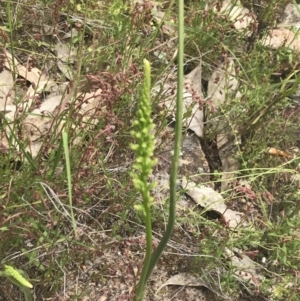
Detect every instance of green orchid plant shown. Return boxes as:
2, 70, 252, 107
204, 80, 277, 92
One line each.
0, 264, 33, 301
132, 0, 184, 292
130, 59, 157, 301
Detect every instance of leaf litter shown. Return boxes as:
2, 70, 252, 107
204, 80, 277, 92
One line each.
182, 177, 244, 228
1, 1, 300, 300
0, 46, 104, 158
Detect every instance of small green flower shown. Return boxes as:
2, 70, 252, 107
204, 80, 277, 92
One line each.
4, 265, 33, 288
131, 59, 158, 301
130, 59, 157, 200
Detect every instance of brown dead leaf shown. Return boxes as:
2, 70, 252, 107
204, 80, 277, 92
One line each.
182, 90, 204, 137
0, 68, 103, 158
157, 272, 210, 291
217, 134, 240, 191
23, 94, 65, 157
0, 68, 14, 105
0, 105, 17, 121
225, 248, 263, 289
3, 49, 56, 91
182, 177, 243, 228
207, 58, 241, 109
0, 105, 21, 151
263, 28, 300, 52
60, 28, 79, 40
54, 42, 76, 80
280, 3, 300, 26
268, 147, 293, 159
210, 0, 256, 36
207, 58, 241, 190
78, 88, 102, 120
155, 63, 204, 137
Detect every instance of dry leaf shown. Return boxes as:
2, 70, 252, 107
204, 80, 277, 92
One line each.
268, 147, 293, 159
31, 94, 63, 114
207, 59, 241, 190
54, 43, 76, 64
0, 105, 21, 151
60, 28, 79, 40
217, 134, 240, 191
78, 88, 102, 120
0, 50, 103, 158
280, 3, 300, 26
262, 28, 300, 52
54, 42, 76, 80
210, 0, 256, 35
207, 58, 240, 109
0, 105, 17, 121
182, 177, 243, 228
157, 273, 210, 292
182, 91, 204, 137
23, 94, 65, 156
184, 63, 204, 137
3, 49, 56, 92
225, 248, 263, 288
34, 80, 57, 93
0, 68, 14, 105
72, 88, 103, 144
152, 9, 176, 36
155, 63, 204, 137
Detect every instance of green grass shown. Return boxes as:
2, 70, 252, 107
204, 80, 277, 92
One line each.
1, 0, 300, 300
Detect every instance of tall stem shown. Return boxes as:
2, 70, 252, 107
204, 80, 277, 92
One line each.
145, 0, 184, 282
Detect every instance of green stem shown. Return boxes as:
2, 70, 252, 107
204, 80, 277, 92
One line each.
135, 189, 153, 301
6, 0, 16, 81
22, 287, 33, 301
62, 131, 77, 237
145, 0, 184, 282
